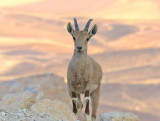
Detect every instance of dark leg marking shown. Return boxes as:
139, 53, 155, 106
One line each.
84, 90, 90, 115
72, 92, 77, 114
72, 92, 76, 98
85, 90, 89, 97
72, 100, 77, 114
85, 99, 89, 115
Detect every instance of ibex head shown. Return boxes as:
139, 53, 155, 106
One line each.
67, 18, 98, 53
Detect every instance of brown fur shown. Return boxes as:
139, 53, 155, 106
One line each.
67, 19, 102, 121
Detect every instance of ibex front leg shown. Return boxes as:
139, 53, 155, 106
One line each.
84, 90, 91, 121
72, 92, 78, 115
72, 92, 83, 118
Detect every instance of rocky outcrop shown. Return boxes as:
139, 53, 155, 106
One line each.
0, 109, 58, 121
99, 112, 139, 121
0, 73, 141, 121
0, 91, 36, 112
31, 99, 76, 121
0, 73, 70, 103
0, 92, 76, 121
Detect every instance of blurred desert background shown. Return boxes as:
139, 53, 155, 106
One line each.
0, 0, 160, 121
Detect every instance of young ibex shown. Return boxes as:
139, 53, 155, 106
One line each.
67, 18, 102, 121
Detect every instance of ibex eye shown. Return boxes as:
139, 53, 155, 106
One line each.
86, 38, 89, 41
73, 37, 76, 41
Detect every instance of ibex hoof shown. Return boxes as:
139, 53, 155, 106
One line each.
76, 108, 82, 117
85, 114, 91, 121
91, 116, 96, 121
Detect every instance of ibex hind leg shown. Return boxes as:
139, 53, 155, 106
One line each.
90, 86, 100, 121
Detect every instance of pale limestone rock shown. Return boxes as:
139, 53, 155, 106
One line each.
31, 99, 76, 121
99, 112, 139, 121
0, 73, 70, 103
0, 91, 36, 112
0, 109, 60, 121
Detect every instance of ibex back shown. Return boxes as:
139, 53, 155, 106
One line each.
67, 18, 102, 121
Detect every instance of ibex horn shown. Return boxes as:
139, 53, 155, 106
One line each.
74, 18, 79, 31
83, 19, 93, 32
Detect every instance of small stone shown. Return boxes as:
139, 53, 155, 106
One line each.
1, 111, 6, 116
23, 109, 26, 112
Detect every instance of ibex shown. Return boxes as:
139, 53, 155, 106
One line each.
67, 18, 102, 121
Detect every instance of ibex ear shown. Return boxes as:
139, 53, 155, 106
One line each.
67, 22, 74, 35
89, 24, 98, 37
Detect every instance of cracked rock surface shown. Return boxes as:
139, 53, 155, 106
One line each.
0, 109, 58, 121
0, 92, 76, 121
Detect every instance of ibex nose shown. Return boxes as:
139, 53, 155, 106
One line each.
77, 46, 82, 50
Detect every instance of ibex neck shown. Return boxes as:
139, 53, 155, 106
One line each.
73, 51, 88, 75
73, 51, 88, 62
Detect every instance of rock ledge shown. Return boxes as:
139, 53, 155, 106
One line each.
0, 92, 76, 121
